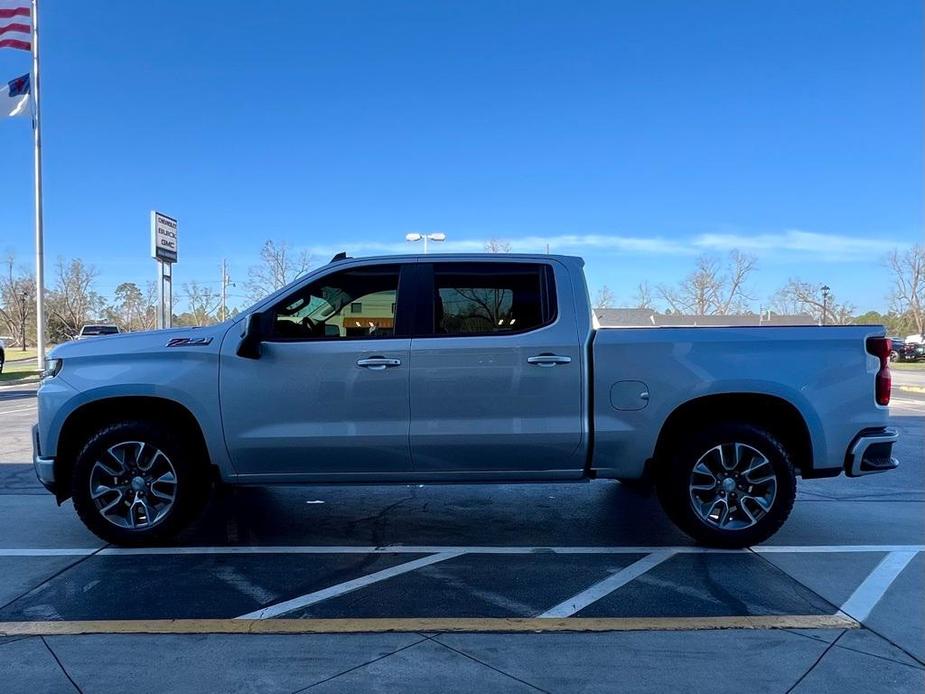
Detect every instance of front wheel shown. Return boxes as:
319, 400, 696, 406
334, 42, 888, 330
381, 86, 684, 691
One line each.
71, 420, 209, 545
656, 422, 797, 548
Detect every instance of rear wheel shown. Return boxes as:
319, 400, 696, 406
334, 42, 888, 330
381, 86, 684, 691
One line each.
656, 422, 797, 548
71, 420, 209, 545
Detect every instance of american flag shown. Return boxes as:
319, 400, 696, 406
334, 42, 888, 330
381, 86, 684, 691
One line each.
0, 0, 31, 52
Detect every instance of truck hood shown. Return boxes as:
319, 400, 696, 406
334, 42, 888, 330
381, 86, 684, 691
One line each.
50, 324, 230, 359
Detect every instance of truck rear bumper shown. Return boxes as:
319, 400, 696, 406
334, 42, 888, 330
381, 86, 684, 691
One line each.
845, 427, 899, 477
32, 424, 56, 494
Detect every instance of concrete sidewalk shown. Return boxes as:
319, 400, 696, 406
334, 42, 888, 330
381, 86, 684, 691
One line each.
3, 628, 923, 693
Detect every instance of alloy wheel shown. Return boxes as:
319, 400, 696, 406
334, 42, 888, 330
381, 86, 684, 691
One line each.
688, 442, 777, 531
88, 441, 178, 530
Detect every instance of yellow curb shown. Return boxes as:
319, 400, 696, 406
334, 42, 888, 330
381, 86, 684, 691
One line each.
0, 614, 859, 636
895, 385, 925, 394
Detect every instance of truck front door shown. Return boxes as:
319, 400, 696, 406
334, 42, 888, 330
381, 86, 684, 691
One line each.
220, 262, 414, 477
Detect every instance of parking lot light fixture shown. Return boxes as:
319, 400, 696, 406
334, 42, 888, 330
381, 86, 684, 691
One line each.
821, 285, 831, 326
405, 232, 446, 254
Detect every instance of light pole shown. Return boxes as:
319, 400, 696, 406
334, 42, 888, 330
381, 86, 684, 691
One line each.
820, 285, 831, 326
405, 232, 446, 254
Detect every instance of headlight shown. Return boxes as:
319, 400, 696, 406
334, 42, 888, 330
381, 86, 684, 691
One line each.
41, 358, 62, 380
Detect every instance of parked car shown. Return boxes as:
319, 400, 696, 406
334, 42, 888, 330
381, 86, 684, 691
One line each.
32, 254, 898, 547
902, 342, 925, 362
890, 338, 905, 362
0, 337, 5, 373
887, 338, 924, 363
75, 324, 120, 340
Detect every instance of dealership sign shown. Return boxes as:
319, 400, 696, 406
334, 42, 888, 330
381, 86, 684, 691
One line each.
151, 211, 178, 263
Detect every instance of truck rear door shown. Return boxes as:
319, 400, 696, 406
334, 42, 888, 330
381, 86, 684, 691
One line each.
408, 259, 586, 476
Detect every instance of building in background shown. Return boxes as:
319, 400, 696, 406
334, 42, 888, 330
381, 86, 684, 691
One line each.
594, 308, 815, 328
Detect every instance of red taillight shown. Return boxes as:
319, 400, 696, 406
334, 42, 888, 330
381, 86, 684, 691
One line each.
866, 337, 892, 406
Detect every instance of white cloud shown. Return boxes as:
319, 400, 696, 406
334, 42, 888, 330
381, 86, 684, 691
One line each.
298, 228, 910, 263
693, 229, 904, 261
304, 234, 692, 258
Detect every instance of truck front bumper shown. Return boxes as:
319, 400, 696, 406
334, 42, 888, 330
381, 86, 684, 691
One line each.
32, 424, 56, 494
845, 427, 899, 477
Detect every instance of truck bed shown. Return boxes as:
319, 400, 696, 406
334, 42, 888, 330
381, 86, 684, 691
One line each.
589, 325, 889, 480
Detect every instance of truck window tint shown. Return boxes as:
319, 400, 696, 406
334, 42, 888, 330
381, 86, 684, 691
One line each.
434, 264, 552, 335
82, 325, 118, 336
272, 265, 400, 340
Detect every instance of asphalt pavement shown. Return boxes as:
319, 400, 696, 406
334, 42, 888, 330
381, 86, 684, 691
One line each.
0, 379, 922, 692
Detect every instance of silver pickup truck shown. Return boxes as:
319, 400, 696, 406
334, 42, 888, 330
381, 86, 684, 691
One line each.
33, 253, 898, 547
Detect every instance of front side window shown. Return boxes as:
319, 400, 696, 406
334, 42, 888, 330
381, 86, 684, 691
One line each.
271, 265, 400, 340
433, 263, 554, 336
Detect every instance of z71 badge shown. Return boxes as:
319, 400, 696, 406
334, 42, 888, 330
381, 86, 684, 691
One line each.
165, 337, 214, 348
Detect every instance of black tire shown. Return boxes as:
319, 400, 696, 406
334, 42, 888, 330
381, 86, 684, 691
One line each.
656, 421, 797, 548
71, 419, 209, 545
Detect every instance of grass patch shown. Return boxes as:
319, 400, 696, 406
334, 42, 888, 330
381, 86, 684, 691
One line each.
0, 361, 39, 382
893, 361, 925, 371
2, 346, 43, 363
0, 347, 48, 382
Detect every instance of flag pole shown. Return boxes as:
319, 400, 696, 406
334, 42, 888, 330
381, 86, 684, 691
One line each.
30, 0, 45, 371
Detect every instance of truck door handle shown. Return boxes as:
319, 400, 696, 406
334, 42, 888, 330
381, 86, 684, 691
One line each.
356, 357, 401, 370
527, 354, 572, 367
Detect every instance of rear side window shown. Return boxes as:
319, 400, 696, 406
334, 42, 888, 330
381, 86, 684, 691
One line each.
82, 325, 118, 336
432, 263, 556, 336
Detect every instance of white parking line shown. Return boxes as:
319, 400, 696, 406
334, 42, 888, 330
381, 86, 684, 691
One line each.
0, 548, 99, 556
0, 405, 36, 416
539, 551, 675, 618
0, 544, 921, 557
837, 550, 919, 622
751, 545, 925, 554
235, 550, 466, 620
96, 545, 741, 556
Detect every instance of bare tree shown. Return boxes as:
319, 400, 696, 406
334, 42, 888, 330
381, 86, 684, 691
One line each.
0, 255, 35, 349
717, 250, 758, 314
245, 240, 312, 302
886, 245, 924, 336
106, 281, 158, 332
594, 285, 617, 309
46, 258, 103, 341
182, 281, 222, 326
771, 279, 855, 325
658, 251, 757, 316
484, 238, 512, 253
633, 281, 654, 310
140, 281, 159, 330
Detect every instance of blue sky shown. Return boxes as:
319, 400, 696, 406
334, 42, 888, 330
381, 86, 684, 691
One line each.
0, 0, 921, 312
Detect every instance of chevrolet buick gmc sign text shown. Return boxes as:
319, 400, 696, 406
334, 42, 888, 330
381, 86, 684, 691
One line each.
151, 211, 179, 263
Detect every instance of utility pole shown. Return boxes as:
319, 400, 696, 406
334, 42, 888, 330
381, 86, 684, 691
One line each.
220, 259, 231, 321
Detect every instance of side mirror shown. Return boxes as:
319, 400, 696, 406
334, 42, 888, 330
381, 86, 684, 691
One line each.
237, 312, 268, 359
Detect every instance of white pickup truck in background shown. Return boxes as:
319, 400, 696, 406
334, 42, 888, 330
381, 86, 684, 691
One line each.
32, 253, 898, 547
